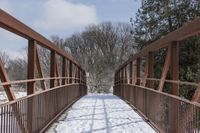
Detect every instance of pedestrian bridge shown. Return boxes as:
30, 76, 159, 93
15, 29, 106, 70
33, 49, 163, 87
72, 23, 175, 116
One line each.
0, 9, 200, 133
48, 94, 156, 133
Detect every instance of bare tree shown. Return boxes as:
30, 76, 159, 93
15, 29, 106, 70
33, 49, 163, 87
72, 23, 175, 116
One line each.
59, 22, 136, 93
0, 51, 10, 66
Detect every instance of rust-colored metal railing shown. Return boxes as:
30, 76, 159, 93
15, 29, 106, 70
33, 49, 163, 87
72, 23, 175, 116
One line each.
0, 9, 87, 133
114, 84, 200, 133
0, 83, 86, 133
114, 18, 200, 133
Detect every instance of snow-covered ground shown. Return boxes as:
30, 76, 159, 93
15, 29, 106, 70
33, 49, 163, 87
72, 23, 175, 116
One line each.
0, 91, 26, 103
47, 94, 156, 133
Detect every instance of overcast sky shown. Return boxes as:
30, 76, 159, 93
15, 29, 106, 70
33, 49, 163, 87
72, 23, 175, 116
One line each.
0, 0, 141, 59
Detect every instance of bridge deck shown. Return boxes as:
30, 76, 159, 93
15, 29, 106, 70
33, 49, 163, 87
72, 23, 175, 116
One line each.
47, 94, 156, 133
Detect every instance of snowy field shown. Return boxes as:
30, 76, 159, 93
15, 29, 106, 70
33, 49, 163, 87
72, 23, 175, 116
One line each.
0, 91, 26, 103
47, 94, 156, 133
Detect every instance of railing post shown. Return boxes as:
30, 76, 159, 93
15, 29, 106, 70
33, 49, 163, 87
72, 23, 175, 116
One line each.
143, 56, 149, 86
125, 65, 129, 100
50, 51, 56, 88
69, 61, 73, 84
170, 42, 179, 133
136, 58, 140, 85
74, 66, 77, 83
118, 71, 119, 84
125, 65, 128, 84
119, 69, 121, 84
27, 39, 36, 94
83, 71, 87, 94
66, 61, 69, 84
129, 62, 133, 84
148, 52, 154, 88
114, 73, 116, 85
62, 57, 66, 85
170, 42, 179, 95
121, 68, 124, 84
27, 39, 37, 132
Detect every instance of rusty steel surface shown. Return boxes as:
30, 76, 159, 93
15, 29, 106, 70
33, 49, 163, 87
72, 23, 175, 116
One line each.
0, 84, 87, 133
114, 18, 200, 132
114, 84, 200, 133
0, 77, 86, 86
0, 9, 87, 133
0, 59, 16, 101
117, 18, 200, 72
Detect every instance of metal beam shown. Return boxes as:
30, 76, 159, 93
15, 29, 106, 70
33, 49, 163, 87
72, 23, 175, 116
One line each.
158, 47, 171, 91
129, 62, 133, 84
136, 58, 140, 85
0, 59, 15, 101
0, 9, 82, 68
148, 52, 154, 88
62, 57, 66, 85
55, 61, 60, 86
116, 18, 200, 72
36, 47, 47, 90
50, 51, 56, 88
170, 42, 179, 95
69, 61, 73, 84
27, 39, 36, 95
142, 57, 149, 87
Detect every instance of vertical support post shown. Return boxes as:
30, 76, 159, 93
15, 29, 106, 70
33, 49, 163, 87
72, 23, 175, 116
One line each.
50, 51, 56, 88
170, 42, 179, 95
125, 66, 128, 84
73, 65, 76, 83
114, 73, 116, 85
142, 56, 149, 87
27, 39, 36, 133
120, 70, 122, 84
128, 62, 133, 104
118, 71, 119, 84
148, 52, 154, 88
83, 71, 87, 94
69, 61, 73, 84
78, 69, 81, 83
62, 57, 66, 85
55, 62, 60, 86
66, 61, 69, 84
80, 70, 82, 84
170, 42, 179, 133
133, 63, 137, 84
129, 62, 133, 84
27, 39, 36, 95
124, 68, 126, 83
115, 72, 116, 85
136, 58, 140, 85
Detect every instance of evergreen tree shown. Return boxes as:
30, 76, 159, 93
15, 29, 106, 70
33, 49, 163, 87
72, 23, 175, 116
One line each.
134, 0, 200, 99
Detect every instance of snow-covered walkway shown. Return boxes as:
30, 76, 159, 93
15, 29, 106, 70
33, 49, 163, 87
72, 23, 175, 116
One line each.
47, 94, 156, 133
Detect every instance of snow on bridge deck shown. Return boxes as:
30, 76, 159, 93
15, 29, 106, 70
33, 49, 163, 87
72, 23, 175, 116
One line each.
47, 94, 156, 133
